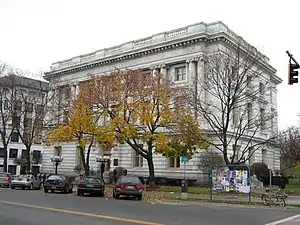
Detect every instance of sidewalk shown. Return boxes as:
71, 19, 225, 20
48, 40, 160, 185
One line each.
72, 184, 300, 205
143, 190, 300, 206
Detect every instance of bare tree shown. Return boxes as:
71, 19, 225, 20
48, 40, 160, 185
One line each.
0, 63, 21, 172
279, 126, 300, 168
198, 150, 224, 175
191, 42, 277, 167
11, 76, 50, 173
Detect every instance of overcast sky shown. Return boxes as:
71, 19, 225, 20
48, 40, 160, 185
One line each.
0, 0, 299, 130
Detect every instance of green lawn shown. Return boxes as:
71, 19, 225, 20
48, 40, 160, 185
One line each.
286, 185, 300, 195
105, 183, 300, 195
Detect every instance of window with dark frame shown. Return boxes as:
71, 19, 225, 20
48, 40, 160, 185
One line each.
133, 151, 143, 167
169, 157, 180, 168
12, 116, 21, 128
259, 82, 265, 95
21, 149, 29, 159
8, 165, 17, 175
14, 100, 22, 111
32, 150, 41, 163
54, 146, 62, 156
25, 102, 33, 113
0, 148, 4, 158
9, 148, 18, 158
175, 67, 186, 81
10, 132, 19, 142
36, 104, 44, 116
23, 118, 32, 128
260, 108, 266, 130
113, 159, 119, 166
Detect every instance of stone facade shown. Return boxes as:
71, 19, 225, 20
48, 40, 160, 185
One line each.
42, 21, 282, 181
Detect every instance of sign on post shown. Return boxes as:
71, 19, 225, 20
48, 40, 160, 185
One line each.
180, 156, 189, 163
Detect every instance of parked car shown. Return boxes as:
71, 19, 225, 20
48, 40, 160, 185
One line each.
0, 172, 13, 188
43, 174, 73, 193
76, 176, 105, 197
113, 175, 143, 200
10, 174, 41, 190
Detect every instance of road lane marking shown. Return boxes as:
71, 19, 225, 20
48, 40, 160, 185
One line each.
265, 214, 300, 225
0, 200, 164, 225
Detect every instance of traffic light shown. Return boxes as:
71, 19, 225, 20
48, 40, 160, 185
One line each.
288, 63, 299, 85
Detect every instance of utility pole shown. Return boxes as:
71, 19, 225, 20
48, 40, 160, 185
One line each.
286, 51, 300, 85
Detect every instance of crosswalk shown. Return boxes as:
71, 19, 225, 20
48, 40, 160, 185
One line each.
265, 215, 300, 225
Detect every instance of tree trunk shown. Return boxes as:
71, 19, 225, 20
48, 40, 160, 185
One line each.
2, 143, 8, 172
26, 146, 31, 173
147, 156, 155, 187
85, 140, 93, 176
79, 146, 89, 176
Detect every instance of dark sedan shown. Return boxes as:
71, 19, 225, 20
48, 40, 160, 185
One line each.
43, 175, 73, 194
76, 176, 105, 197
113, 175, 143, 200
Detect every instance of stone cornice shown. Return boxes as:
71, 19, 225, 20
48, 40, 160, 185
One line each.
44, 36, 212, 79
44, 21, 276, 80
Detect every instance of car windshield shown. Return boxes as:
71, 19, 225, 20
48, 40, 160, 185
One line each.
120, 176, 140, 184
83, 177, 102, 183
17, 175, 28, 181
48, 175, 64, 180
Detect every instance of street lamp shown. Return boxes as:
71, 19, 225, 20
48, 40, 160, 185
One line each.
51, 155, 63, 175
96, 155, 110, 179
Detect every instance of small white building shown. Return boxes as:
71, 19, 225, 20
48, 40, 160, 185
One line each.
42, 21, 281, 182
0, 75, 48, 175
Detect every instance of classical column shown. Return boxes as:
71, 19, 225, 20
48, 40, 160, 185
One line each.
196, 56, 207, 101
70, 82, 79, 99
150, 66, 160, 77
187, 58, 196, 83
160, 64, 169, 80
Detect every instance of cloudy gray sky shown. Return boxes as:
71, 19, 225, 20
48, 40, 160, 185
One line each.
0, 0, 299, 130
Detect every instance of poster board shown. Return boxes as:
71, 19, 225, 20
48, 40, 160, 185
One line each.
211, 169, 250, 193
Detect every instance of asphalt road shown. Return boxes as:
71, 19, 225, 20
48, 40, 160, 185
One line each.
0, 188, 299, 225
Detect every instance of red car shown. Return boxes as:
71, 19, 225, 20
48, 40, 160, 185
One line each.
0, 173, 13, 188
113, 175, 143, 200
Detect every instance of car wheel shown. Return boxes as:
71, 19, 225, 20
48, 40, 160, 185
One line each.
44, 188, 48, 193
68, 185, 73, 193
137, 195, 142, 201
11, 186, 15, 189
63, 185, 68, 194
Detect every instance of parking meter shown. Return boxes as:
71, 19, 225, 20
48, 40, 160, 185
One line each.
181, 179, 188, 193
143, 176, 148, 192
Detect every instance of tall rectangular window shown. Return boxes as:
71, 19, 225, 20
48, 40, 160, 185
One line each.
260, 108, 266, 130
247, 103, 253, 127
169, 157, 180, 168
9, 148, 18, 158
259, 82, 265, 95
133, 151, 143, 168
232, 107, 239, 125
175, 67, 186, 81
54, 146, 62, 156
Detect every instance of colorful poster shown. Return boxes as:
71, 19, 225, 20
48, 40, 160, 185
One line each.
211, 169, 250, 193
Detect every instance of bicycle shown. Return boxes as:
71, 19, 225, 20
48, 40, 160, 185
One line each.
261, 186, 287, 207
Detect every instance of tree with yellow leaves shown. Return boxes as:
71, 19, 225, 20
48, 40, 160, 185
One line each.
82, 69, 209, 186
47, 96, 115, 176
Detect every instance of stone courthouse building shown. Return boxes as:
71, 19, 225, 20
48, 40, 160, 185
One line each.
42, 21, 281, 182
